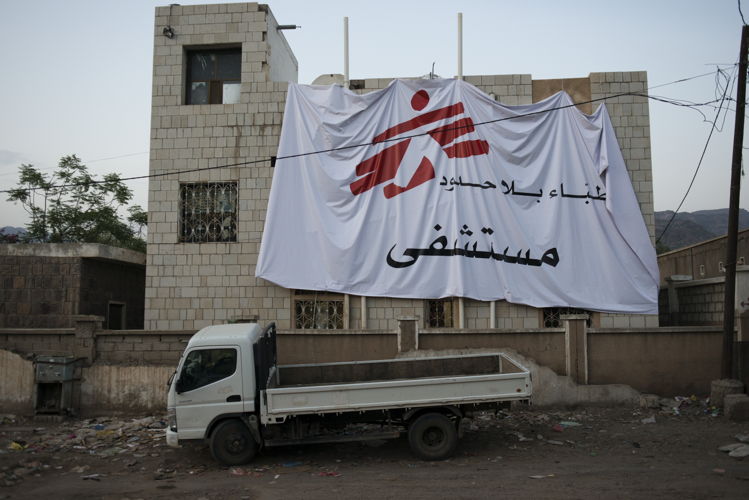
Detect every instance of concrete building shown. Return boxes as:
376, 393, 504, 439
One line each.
145, 2, 657, 332
0, 244, 146, 329
658, 228, 749, 326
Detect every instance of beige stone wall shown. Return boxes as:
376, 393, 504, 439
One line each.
145, 3, 657, 331
147, 3, 294, 330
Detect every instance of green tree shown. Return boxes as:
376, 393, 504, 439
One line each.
7, 154, 147, 252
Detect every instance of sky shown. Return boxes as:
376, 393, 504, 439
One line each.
0, 0, 747, 229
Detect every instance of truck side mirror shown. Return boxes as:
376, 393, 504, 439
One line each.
175, 378, 184, 394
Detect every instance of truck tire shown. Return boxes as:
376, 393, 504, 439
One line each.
210, 419, 258, 465
408, 412, 458, 460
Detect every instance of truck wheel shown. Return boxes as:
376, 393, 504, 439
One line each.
408, 412, 458, 460
210, 419, 257, 465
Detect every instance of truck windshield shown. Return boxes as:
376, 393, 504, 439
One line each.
179, 348, 237, 392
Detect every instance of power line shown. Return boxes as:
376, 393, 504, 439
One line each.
0, 74, 734, 196
0, 150, 150, 178
655, 69, 733, 244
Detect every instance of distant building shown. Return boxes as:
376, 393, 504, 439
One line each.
658, 229, 749, 326
0, 244, 146, 329
145, 2, 656, 331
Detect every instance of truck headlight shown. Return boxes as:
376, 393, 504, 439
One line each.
168, 407, 177, 432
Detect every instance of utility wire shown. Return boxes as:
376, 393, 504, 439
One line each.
0, 71, 734, 196
740, 0, 747, 25
655, 69, 733, 244
0, 150, 150, 178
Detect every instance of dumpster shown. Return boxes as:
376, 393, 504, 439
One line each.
34, 355, 79, 414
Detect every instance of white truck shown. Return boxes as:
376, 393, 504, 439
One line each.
166, 322, 531, 465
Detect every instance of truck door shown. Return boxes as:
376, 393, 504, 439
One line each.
174, 346, 243, 440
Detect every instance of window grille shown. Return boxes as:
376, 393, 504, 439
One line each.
543, 307, 592, 328
426, 299, 454, 328
293, 290, 344, 329
179, 182, 238, 243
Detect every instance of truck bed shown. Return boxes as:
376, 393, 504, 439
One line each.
261, 353, 531, 420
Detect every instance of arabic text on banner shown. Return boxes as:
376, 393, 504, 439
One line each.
256, 79, 659, 314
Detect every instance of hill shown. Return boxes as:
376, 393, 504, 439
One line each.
655, 209, 749, 251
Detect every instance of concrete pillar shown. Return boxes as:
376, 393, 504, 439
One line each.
397, 316, 418, 353
458, 298, 465, 329
735, 266, 749, 386
562, 314, 588, 384
360, 296, 367, 329
72, 315, 104, 365
343, 294, 350, 329
711, 379, 745, 408
665, 274, 692, 326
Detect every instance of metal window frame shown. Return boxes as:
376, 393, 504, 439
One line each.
178, 182, 238, 243
292, 290, 345, 330
185, 46, 241, 105
424, 298, 455, 328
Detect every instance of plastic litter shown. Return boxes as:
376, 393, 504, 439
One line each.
8, 441, 27, 451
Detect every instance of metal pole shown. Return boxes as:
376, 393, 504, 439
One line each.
343, 17, 349, 88
457, 13, 463, 80
722, 24, 749, 379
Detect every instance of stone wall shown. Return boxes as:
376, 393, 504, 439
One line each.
147, 2, 295, 331
0, 320, 734, 414
79, 259, 146, 329
661, 278, 725, 326
0, 256, 80, 328
0, 244, 146, 329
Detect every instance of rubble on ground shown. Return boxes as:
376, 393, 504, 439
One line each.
1, 415, 167, 487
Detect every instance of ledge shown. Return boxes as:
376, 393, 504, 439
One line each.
0, 243, 145, 266
278, 329, 395, 336
589, 326, 724, 334
0, 328, 75, 335
420, 328, 564, 335
97, 329, 197, 337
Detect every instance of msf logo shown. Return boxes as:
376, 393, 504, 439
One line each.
349, 90, 490, 199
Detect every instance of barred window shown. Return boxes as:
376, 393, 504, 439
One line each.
294, 290, 344, 329
179, 182, 238, 243
425, 299, 454, 328
543, 307, 592, 328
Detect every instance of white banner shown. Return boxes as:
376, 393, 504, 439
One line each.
256, 79, 659, 314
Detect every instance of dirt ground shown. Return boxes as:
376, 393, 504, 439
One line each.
2, 400, 749, 500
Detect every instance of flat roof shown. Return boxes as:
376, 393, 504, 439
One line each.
0, 243, 146, 266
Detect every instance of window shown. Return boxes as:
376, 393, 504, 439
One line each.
543, 307, 592, 328
294, 290, 344, 329
186, 47, 241, 104
179, 182, 237, 243
425, 299, 454, 328
178, 348, 237, 393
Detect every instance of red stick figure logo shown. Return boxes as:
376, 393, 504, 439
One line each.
349, 90, 490, 199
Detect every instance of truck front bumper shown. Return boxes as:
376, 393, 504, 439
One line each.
166, 428, 179, 448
